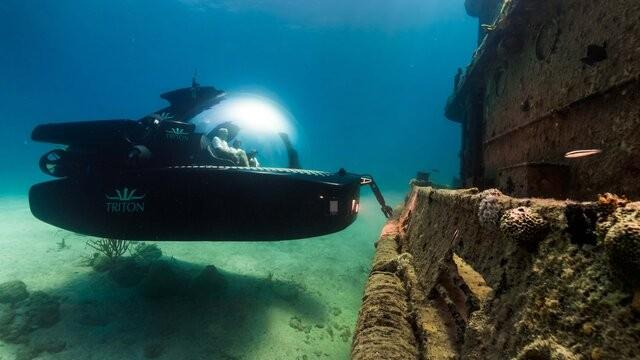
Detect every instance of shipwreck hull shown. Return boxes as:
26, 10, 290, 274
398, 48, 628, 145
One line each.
352, 185, 640, 359
446, 0, 640, 200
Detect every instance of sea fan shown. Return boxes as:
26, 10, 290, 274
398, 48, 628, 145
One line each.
85, 238, 130, 260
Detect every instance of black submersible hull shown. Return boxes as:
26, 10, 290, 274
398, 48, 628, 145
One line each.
29, 167, 362, 241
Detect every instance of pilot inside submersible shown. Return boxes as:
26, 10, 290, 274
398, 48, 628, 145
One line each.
211, 127, 251, 167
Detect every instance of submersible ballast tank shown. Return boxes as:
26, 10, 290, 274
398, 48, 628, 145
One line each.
29, 81, 393, 241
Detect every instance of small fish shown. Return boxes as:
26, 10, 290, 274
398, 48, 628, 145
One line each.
564, 149, 602, 159
581, 42, 607, 66
432, 169, 440, 173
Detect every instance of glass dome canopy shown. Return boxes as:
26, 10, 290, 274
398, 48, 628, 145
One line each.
190, 93, 298, 169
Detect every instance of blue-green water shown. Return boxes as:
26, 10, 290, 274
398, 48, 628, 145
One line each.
0, 1, 476, 359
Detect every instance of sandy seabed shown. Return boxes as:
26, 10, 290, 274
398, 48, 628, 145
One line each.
0, 193, 401, 360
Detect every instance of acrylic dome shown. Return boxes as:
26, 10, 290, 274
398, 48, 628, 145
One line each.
191, 93, 297, 169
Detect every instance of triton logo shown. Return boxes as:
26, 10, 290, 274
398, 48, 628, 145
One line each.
164, 127, 190, 142
105, 187, 146, 213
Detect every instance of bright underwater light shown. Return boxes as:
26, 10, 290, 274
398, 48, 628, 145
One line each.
191, 93, 297, 168
198, 94, 293, 136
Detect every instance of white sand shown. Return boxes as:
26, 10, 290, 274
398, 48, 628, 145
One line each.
0, 192, 403, 360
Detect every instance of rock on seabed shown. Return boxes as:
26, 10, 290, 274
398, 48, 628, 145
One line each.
0, 281, 29, 304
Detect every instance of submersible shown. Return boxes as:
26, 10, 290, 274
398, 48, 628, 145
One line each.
29, 81, 393, 241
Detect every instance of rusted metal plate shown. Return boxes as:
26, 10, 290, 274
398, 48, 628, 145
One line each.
497, 163, 569, 199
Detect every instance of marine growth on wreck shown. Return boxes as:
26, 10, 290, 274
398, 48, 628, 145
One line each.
352, 0, 640, 358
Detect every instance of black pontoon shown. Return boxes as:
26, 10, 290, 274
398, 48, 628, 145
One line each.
29, 81, 393, 241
